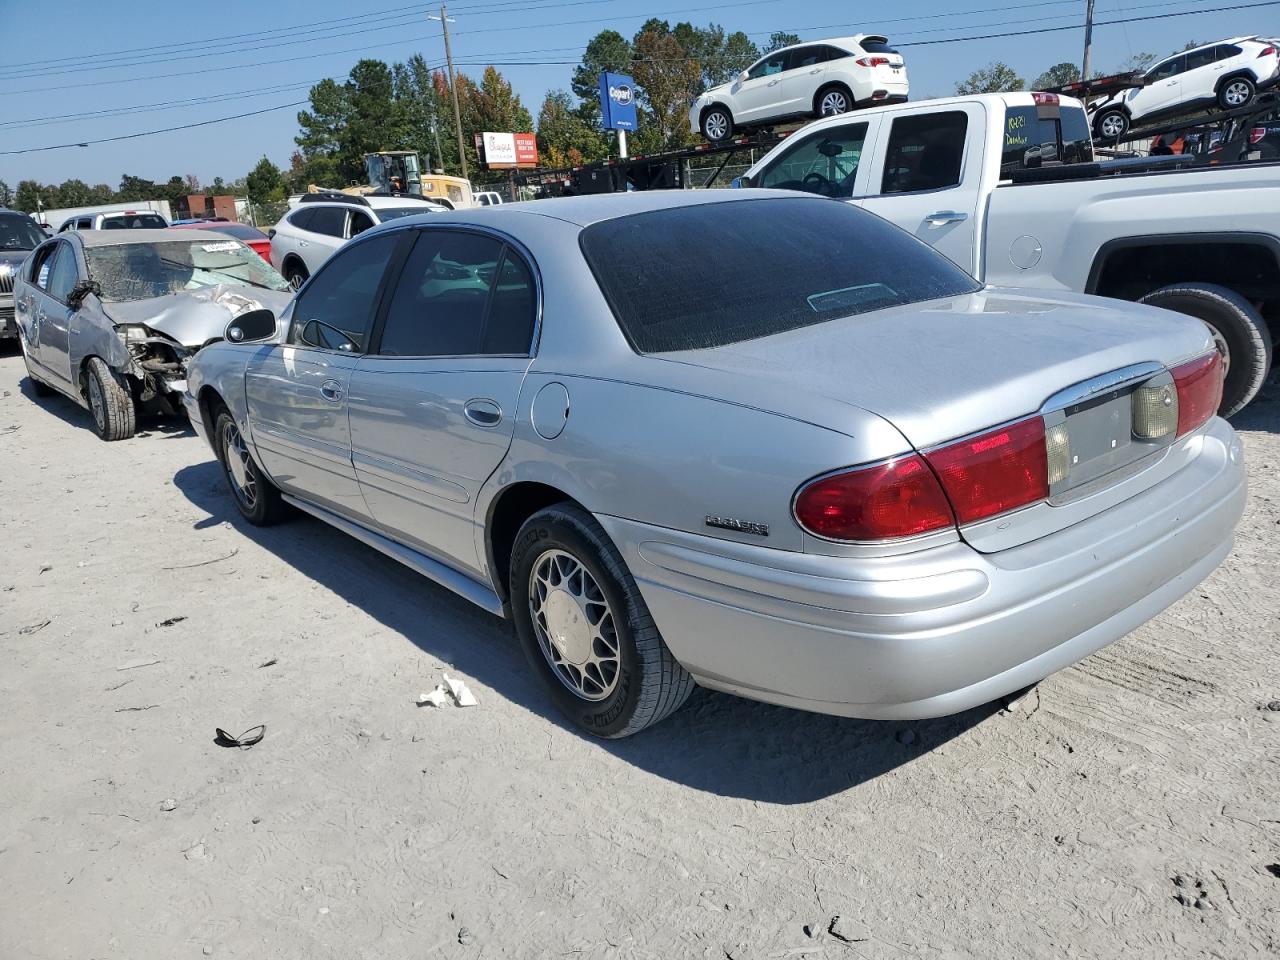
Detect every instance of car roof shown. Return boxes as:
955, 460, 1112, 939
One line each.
72, 228, 208, 247
764, 34, 877, 59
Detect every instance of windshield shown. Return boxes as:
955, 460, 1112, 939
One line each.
85, 238, 291, 302
0, 214, 48, 251
579, 197, 981, 353
101, 213, 169, 229
375, 207, 434, 222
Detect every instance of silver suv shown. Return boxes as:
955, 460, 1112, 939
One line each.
0, 209, 48, 343
269, 193, 445, 289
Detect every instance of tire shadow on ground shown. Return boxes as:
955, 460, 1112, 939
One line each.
173, 458, 999, 803
9, 372, 193, 438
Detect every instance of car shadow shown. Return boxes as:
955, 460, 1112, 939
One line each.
12, 374, 194, 437
1229, 366, 1280, 434
173, 459, 998, 803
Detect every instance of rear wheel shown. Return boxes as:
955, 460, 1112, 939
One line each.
509, 503, 695, 738
1095, 108, 1129, 141
815, 84, 853, 117
1219, 76, 1256, 110
215, 409, 289, 525
84, 357, 136, 441
1137, 283, 1272, 417
284, 259, 309, 290
700, 105, 733, 143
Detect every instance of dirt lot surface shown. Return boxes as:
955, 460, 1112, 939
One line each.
0, 348, 1277, 960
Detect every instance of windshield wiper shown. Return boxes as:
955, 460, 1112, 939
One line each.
156, 256, 274, 290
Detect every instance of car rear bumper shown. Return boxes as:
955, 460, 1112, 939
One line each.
598, 417, 1245, 720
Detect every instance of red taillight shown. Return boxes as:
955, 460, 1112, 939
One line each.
1032, 92, 1060, 105
793, 455, 955, 541
1251, 126, 1267, 144
855, 56, 890, 67
925, 418, 1048, 526
1258, 46, 1275, 57
1172, 351, 1223, 436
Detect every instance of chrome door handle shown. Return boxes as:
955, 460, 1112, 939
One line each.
319, 379, 344, 403
463, 398, 502, 427
767, 79, 780, 86
809, 68, 822, 74
926, 211, 968, 225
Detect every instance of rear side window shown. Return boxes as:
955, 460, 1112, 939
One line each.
579, 198, 979, 354
859, 37, 898, 54
287, 208, 315, 230
377, 231, 536, 357
349, 211, 374, 236
789, 46, 827, 69
881, 111, 967, 193
1215, 44, 1243, 60
292, 232, 399, 352
1000, 105, 1094, 175
307, 206, 347, 238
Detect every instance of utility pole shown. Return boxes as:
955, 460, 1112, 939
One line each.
430, 5, 468, 181
1081, 0, 1096, 83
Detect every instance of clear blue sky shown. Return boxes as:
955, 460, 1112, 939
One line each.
0, 0, 1275, 188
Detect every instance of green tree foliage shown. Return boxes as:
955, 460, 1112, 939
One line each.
88, 184, 114, 204
674, 22, 758, 88
0, 181, 13, 207
246, 156, 286, 206
1032, 62, 1080, 90
955, 61, 1025, 95
630, 24, 702, 152
1119, 52, 1156, 72
571, 29, 633, 127
14, 180, 41, 213
55, 179, 93, 207
764, 31, 800, 53
536, 89, 608, 166
117, 174, 159, 202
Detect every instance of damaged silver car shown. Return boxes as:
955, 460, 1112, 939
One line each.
15, 229, 291, 440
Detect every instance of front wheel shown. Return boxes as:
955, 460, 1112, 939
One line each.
1095, 108, 1129, 141
85, 356, 136, 441
1138, 283, 1272, 417
700, 106, 733, 143
509, 503, 694, 738
214, 410, 289, 525
1219, 76, 1255, 110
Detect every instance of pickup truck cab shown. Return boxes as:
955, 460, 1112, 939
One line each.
740, 91, 1278, 414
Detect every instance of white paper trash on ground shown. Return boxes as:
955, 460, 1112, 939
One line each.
442, 674, 478, 707
417, 687, 449, 708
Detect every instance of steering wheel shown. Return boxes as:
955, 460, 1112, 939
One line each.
802, 171, 833, 195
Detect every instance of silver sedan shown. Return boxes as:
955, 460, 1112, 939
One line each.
184, 190, 1246, 737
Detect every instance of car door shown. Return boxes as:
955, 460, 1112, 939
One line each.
244, 230, 404, 522
860, 105, 982, 274
300, 205, 348, 271
24, 240, 80, 392
1179, 46, 1222, 107
778, 45, 828, 115
1131, 54, 1186, 120
273, 207, 313, 267
347, 228, 538, 576
733, 50, 792, 122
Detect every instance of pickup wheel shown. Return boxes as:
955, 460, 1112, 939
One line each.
1138, 283, 1272, 417
84, 357, 136, 441
509, 503, 695, 738
700, 105, 734, 143
1218, 76, 1255, 110
214, 409, 289, 525
1095, 108, 1129, 141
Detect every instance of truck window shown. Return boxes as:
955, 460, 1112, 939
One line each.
880, 112, 967, 194
1000, 105, 1095, 175
757, 122, 869, 198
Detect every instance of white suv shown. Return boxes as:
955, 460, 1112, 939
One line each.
1091, 37, 1280, 140
690, 35, 908, 142
269, 193, 445, 289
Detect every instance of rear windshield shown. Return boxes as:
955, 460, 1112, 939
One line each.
101, 213, 168, 229
860, 37, 898, 54
1000, 104, 1094, 175
580, 198, 979, 354
201, 223, 265, 241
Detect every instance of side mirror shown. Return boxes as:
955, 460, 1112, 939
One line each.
739, 70, 749, 83
67, 278, 101, 308
731, 175, 753, 189
225, 308, 277, 344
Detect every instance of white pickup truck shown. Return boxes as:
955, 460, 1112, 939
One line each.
738, 91, 1278, 414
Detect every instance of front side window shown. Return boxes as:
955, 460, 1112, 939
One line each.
378, 231, 536, 357
747, 52, 789, 79
881, 111, 968, 194
46, 244, 79, 301
306, 206, 347, 238
291, 232, 400, 352
580, 198, 980, 354
757, 122, 868, 197
1147, 55, 1185, 81
85, 239, 290, 301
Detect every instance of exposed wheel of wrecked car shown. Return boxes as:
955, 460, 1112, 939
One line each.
1138, 283, 1272, 417
214, 410, 288, 525
84, 356, 136, 441
284, 261, 309, 291
509, 503, 694, 738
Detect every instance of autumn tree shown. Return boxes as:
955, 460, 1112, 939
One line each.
0, 181, 13, 207
956, 61, 1024, 95
537, 90, 607, 166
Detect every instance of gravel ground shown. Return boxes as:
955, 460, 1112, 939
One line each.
0, 347, 1277, 960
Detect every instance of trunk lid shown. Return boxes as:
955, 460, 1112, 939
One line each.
662, 288, 1215, 549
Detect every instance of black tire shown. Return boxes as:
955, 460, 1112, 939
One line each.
1218, 75, 1256, 111
1138, 283, 1272, 417
84, 356, 136, 441
509, 503, 694, 738
1094, 108, 1129, 141
700, 105, 734, 143
814, 84, 854, 117
213, 409, 289, 525
284, 259, 309, 291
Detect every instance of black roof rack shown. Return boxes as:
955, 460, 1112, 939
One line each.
299, 191, 371, 207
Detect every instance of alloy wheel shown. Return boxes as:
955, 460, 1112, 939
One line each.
1100, 114, 1126, 139
820, 90, 849, 115
88, 374, 106, 432
223, 421, 258, 510
704, 111, 729, 141
528, 549, 620, 701
1224, 80, 1251, 107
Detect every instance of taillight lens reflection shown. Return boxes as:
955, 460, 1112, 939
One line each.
793, 455, 955, 541
855, 56, 890, 67
1171, 351, 1223, 436
925, 418, 1049, 525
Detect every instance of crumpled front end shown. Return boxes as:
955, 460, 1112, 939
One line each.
0, 255, 24, 341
